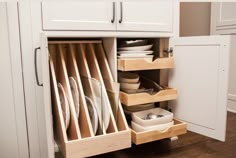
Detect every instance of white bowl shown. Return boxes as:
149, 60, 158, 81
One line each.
118, 72, 139, 83
119, 40, 148, 47
132, 108, 173, 127
131, 121, 174, 132
118, 44, 153, 51
120, 82, 140, 90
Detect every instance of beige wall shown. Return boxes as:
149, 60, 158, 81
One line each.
180, 2, 211, 37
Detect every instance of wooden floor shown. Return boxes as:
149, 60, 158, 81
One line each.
92, 112, 236, 158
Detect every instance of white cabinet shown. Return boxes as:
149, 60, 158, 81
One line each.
211, 2, 236, 113
117, 0, 173, 32
42, 0, 116, 31
0, 2, 29, 158
211, 2, 236, 35
41, 0, 176, 34
169, 36, 230, 141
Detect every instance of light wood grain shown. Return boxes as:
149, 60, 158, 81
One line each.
58, 45, 81, 140
49, 57, 67, 156
120, 89, 177, 106
95, 43, 129, 131
48, 40, 102, 44
65, 130, 130, 158
117, 57, 174, 71
67, 44, 94, 138
86, 43, 118, 133
131, 119, 187, 145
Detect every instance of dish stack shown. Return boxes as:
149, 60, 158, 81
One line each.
118, 72, 140, 92
131, 108, 174, 132
117, 40, 153, 61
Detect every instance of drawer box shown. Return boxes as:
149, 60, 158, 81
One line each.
131, 119, 186, 145
120, 89, 177, 106
117, 57, 174, 71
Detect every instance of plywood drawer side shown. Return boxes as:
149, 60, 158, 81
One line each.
131, 119, 187, 145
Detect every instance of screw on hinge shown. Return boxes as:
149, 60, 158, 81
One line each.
163, 47, 173, 57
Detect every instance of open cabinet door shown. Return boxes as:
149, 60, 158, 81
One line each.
168, 36, 230, 141
40, 33, 54, 158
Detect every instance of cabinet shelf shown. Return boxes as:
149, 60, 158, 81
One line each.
131, 119, 186, 145
120, 88, 177, 106
118, 57, 174, 71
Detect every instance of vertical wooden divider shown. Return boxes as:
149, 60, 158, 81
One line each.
75, 44, 105, 135
57, 44, 81, 140
49, 57, 67, 156
67, 44, 94, 138
95, 44, 129, 131
86, 43, 118, 133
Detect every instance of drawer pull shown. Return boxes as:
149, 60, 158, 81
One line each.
111, 2, 115, 23
119, 2, 123, 23
34, 47, 43, 86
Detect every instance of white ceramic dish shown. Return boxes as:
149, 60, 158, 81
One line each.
117, 50, 153, 54
118, 44, 153, 51
131, 120, 174, 132
119, 40, 148, 47
118, 52, 153, 57
118, 72, 140, 83
58, 83, 70, 130
69, 77, 80, 118
85, 96, 98, 135
132, 108, 173, 127
117, 55, 154, 59
120, 82, 140, 90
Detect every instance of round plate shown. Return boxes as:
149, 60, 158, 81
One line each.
85, 96, 98, 135
69, 77, 80, 118
58, 83, 70, 129
117, 50, 153, 54
118, 44, 153, 51
119, 40, 148, 47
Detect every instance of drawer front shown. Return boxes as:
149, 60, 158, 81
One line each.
117, 0, 174, 32
42, 1, 116, 31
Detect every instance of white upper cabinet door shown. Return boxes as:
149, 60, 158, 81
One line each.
168, 36, 230, 141
42, 0, 116, 31
211, 2, 236, 35
117, 0, 174, 32
214, 3, 236, 28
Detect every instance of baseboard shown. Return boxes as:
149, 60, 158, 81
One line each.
227, 99, 236, 113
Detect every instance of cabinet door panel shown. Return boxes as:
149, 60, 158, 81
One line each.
42, 0, 115, 31
215, 3, 236, 27
169, 36, 230, 141
117, 0, 173, 32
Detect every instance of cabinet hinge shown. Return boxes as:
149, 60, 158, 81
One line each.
163, 47, 173, 57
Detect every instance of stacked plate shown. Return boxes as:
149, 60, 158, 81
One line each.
118, 72, 140, 91
117, 40, 153, 61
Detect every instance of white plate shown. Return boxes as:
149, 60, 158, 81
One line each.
119, 40, 148, 47
58, 83, 70, 130
118, 44, 153, 51
117, 55, 153, 59
118, 53, 153, 57
85, 96, 98, 135
117, 50, 153, 54
69, 77, 80, 118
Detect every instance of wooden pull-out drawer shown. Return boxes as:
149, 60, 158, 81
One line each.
120, 88, 177, 106
49, 41, 131, 158
131, 119, 186, 145
118, 57, 174, 71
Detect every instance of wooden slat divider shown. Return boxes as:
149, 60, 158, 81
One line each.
49, 57, 68, 156
86, 43, 118, 133
58, 44, 81, 140
75, 44, 106, 135
67, 44, 94, 138
95, 43, 129, 131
